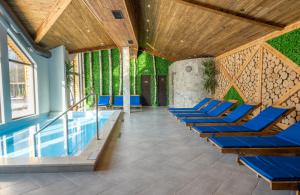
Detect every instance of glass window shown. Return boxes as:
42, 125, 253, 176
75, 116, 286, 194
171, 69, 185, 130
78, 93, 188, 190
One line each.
8, 37, 35, 119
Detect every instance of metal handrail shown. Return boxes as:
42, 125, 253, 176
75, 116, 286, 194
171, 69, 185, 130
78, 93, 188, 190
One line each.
33, 93, 100, 157
34, 93, 94, 136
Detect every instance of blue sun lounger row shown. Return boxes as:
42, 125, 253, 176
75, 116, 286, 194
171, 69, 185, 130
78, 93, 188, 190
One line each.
181, 103, 258, 127
98, 95, 142, 108
168, 97, 211, 112
192, 106, 290, 137
173, 100, 222, 117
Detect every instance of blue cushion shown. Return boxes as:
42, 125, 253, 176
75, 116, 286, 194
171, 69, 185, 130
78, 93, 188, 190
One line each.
277, 121, 300, 145
206, 101, 234, 117
168, 97, 211, 111
243, 106, 288, 131
223, 104, 256, 123
240, 156, 300, 181
113, 96, 123, 106
201, 100, 221, 112
181, 118, 226, 124
98, 96, 110, 106
193, 125, 252, 133
209, 136, 299, 148
174, 100, 221, 117
130, 96, 141, 106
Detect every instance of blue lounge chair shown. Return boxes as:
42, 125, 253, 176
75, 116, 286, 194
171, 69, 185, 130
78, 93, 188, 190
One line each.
174, 100, 225, 118
169, 97, 211, 112
181, 103, 258, 127
113, 95, 123, 108
98, 95, 110, 108
239, 156, 300, 193
208, 121, 300, 155
130, 95, 142, 108
192, 106, 291, 138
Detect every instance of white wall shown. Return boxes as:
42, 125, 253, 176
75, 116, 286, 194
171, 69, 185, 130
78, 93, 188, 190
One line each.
168, 58, 211, 108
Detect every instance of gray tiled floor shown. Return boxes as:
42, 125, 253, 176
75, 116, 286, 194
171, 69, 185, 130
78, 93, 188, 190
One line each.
0, 108, 294, 195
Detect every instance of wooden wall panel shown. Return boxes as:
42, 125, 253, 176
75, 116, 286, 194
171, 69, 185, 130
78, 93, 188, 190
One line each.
215, 26, 300, 128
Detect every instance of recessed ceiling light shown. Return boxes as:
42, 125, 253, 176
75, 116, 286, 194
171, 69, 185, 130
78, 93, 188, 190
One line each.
87, 29, 90, 33
180, 40, 184, 43
147, 19, 150, 23
112, 10, 124, 19
146, 29, 149, 32
147, 4, 151, 8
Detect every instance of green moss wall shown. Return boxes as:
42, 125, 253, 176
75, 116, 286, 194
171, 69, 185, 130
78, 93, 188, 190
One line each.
268, 28, 300, 66
223, 87, 244, 108
84, 49, 172, 106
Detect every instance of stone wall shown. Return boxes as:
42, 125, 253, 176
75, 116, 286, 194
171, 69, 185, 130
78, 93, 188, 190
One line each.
168, 58, 210, 108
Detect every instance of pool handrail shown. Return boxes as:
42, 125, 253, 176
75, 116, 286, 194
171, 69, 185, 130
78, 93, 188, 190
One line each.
33, 93, 100, 157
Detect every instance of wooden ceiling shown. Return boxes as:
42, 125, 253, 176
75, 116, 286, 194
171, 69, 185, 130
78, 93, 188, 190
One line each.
135, 0, 300, 60
5, 0, 300, 60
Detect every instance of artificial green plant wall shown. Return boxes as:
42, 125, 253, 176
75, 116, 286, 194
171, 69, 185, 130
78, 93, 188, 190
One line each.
223, 86, 244, 108
268, 28, 300, 66
84, 49, 172, 106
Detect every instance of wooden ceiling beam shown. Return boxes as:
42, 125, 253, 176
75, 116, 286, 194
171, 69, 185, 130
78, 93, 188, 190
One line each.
140, 47, 177, 62
82, 0, 138, 49
69, 44, 116, 54
175, 0, 285, 31
34, 0, 72, 43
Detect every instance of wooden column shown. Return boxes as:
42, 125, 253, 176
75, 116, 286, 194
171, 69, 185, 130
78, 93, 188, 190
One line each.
122, 47, 130, 114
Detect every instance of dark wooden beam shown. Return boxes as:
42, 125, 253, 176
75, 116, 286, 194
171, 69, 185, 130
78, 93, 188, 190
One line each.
69, 45, 116, 54
176, 0, 285, 30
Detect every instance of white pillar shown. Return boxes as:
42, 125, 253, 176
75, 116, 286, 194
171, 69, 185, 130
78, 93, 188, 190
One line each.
118, 51, 123, 95
99, 50, 102, 95
0, 25, 12, 122
108, 49, 112, 97
122, 47, 130, 114
133, 58, 137, 94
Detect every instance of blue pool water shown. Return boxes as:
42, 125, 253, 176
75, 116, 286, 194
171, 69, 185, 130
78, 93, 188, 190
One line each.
0, 111, 114, 158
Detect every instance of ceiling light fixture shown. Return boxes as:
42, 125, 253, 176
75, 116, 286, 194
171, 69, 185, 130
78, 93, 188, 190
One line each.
180, 40, 184, 43
147, 4, 151, 8
147, 19, 150, 23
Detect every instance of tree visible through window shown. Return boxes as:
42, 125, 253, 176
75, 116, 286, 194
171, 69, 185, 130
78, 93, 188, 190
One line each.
8, 37, 35, 119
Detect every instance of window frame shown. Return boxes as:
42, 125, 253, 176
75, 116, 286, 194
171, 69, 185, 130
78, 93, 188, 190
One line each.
7, 36, 37, 120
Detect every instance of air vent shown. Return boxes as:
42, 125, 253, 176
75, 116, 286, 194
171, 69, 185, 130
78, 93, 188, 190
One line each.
128, 40, 134, 44
112, 10, 124, 19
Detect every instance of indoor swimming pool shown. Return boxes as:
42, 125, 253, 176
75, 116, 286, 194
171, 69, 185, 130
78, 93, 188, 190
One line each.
0, 111, 115, 158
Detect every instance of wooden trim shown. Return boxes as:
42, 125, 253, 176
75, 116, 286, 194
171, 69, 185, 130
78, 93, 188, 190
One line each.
175, 0, 284, 31
275, 83, 300, 105
235, 46, 260, 80
35, 0, 72, 43
69, 45, 116, 54
258, 46, 264, 103
262, 43, 300, 75
140, 48, 177, 62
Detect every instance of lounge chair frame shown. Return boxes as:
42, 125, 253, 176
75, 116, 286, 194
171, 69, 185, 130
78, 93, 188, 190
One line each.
208, 138, 300, 155
238, 157, 300, 193
192, 106, 295, 138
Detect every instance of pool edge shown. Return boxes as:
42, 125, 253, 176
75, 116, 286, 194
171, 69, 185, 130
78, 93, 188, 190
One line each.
0, 110, 122, 173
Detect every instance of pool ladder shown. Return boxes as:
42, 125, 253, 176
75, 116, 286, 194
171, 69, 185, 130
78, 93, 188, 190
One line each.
32, 94, 100, 157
